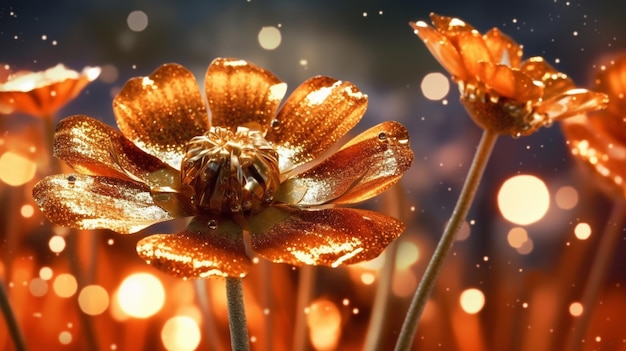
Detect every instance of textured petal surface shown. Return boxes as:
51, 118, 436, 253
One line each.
33, 174, 173, 234
457, 30, 493, 76
535, 88, 608, 121
410, 21, 468, 80
113, 64, 210, 170
250, 207, 404, 268
136, 216, 251, 279
483, 28, 523, 67
595, 56, 626, 116
476, 62, 543, 101
519, 57, 573, 99
265, 76, 367, 173
205, 58, 286, 133
54, 115, 176, 185
276, 121, 413, 205
0, 64, 100, 117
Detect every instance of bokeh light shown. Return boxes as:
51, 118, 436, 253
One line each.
420, 72, 450, 100
395, 240, 419, 270
39, 266, 53, 280
127, 11, 149, 32
306, 298, 341, 351
459, 288, 485, 314
161, 316, 201, 351
555, 186, 579, 210
53, 273, 77, 298
78, 285, 110, 316
48, 235, 66, 253
507, 227, 529, 249
0, 151, 36, 186
117, 273, 165, 318
20, 204, 35, 218
58, 331, 72, 345
569, 302, 583, 317
497, 175, 550, 225
29, 278, 48, 297
258, 26, 282, 50
574, 222, 592, 240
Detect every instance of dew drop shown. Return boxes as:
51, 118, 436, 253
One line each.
67, 175, 76, 186
378, 132, 388, 141
270, 119, 281, 130
207, 220, 218, 230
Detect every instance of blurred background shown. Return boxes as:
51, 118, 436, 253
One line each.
2, 0, 626, 350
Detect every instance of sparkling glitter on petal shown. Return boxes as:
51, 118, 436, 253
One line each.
205, 58, 286, 133
482, 28, 523, 68
54, 115, 177, 185
519, 57, 574, 99
113, 63, 210, 170
476, 62, 543, 101
136, 216, 251, 279
266, 76, 367, 173
250, 208, 404, 268
409, 21, 468, 80
535, 89, 608, 121
276, 121, 414, 205
33, 174, 173, 234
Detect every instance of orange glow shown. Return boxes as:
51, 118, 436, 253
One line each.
392, 269, 418, 298
574, 222, 592, 240
58, 331, 72, 345
395, 240, 419, 270
53, 273, 77, 298
307, 298, 342, 351
78, 285, 110, 316
39, 267, 53, 280
20, 204, 35, 218
29, 278, 48, 297
507, 227, 529, 249
0, 151, 36, 186
360, 272, 375, 285
161, 316, 201, 351
117, 273, 165, 318
569, 302, 583, 317
459, 288, 485, 314
421, 72, 450, 101
497, 175, 550, 225
555, 186, 579, 210
516, 238, 534, 255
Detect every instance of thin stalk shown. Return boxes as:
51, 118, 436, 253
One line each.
565, 200, 626, 350
226, 277, 250, 351
364, 184, 404, 351
0, 281, 27, 351
292, 265, 315, 351
394, 129, 498, 351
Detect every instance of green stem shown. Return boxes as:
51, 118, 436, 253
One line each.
565, 199, 626, 350
0, 281, 27, 351
225, 277, 250, 351
394, 129, 498, 351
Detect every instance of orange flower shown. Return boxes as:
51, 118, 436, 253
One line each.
0, 64, 101, 117
32, 58, 414, 279
410, 13, 607, 136
562, 54, 626, 198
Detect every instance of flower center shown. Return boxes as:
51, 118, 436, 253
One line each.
181, 126, 280, 215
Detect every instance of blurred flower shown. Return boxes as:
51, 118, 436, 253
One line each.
0, 64, 101, 117
562, 53, 626, 198
33, 58, 414, 279
410, 13, 607, 136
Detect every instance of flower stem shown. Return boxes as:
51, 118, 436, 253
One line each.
394, 129, 498, 351
364, 184, 404, 351
225, 277, 250, 351
0, 281, 27, 351
565, 199, 626, 350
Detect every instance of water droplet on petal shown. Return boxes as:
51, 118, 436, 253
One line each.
378, 132, 388, 141
271, 119, 281, 130
207, 220, 218, 230
67, 175, 76, 186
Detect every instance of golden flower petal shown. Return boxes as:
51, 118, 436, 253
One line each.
113, 63, 210, 170
33, 174, 172, 234
136, 216, 251, 279
265, 76, 367, 173
0, 64, 100, 117
409, 20, 468, 80
594, 56, 626, 116
519, 57, 574, 99
54, 115, 175, 185
457, 30, 494, 77
476, 62, 543, 101
205, 58, 286, 133
483, 28, 523, 68
429, 13, 476, 36
250, 207, 404, 268
275, 121, 414, 205
534, 88, 608, 122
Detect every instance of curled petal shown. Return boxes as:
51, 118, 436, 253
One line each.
476, 62, 543, 101
136, 216, 251, 279
457, 30, 493, 76
0, 64, 100, 117
429, 13, 476, 36
276, 121, 414, 205
594, 56, 626, 116
54, 115, 176, 185
113, 64, 210, 170
250, 207, 405, 268
520, 57, 574, 99
535, 88, 609, 121
33, 174, 173, 234
483, 28, 523, 68
205, 58, 286, 133
410, 21, 468, 80
266, 76, 367, 173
